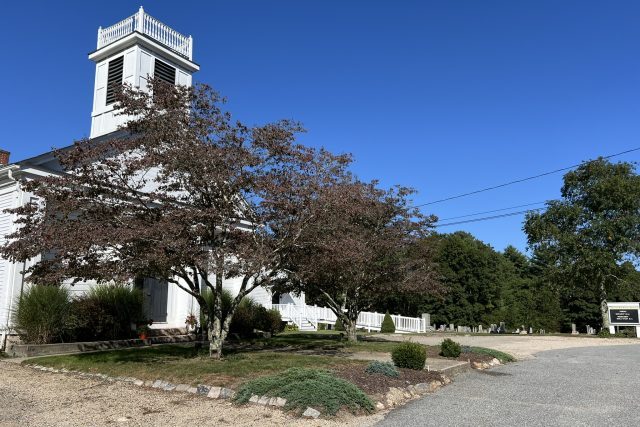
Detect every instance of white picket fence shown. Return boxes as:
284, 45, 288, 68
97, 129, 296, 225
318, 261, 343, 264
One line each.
272, 303, 425, 333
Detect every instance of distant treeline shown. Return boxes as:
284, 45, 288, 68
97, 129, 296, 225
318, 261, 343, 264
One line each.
376, 231, 640, 332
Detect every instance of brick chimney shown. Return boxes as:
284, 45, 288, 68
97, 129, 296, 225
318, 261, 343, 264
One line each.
0, 150, 9, 166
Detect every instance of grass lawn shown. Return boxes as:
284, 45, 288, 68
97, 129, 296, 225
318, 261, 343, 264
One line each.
26, 345, 365, 388
24, 332, 400, 388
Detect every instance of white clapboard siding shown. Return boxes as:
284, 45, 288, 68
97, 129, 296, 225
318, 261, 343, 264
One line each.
0, 188, 17, 327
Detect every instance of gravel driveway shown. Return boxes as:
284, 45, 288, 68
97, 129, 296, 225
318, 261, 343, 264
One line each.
376, 345, 640, 426
0, 362, 383, 427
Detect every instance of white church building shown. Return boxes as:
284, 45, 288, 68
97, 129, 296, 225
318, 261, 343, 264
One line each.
0, 8, 425, 343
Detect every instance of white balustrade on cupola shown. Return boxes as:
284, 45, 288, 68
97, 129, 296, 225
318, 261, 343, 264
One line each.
97, 6, 193, 60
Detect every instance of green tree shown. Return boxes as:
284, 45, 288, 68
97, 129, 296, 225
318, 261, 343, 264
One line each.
524, 159, 640, 328
417, 232, 507, 326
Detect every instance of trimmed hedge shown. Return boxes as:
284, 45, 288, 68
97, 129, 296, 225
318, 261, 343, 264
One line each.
391, 342, 427, 370
380, 311, 396, 333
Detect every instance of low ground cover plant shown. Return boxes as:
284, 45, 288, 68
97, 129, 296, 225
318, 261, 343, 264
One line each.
365, 360, 399, 377
462, 346, 515, 363
235, 367, 374, 415
440, 338, 462, 358
380, 312, 396, 333
391, 342, 426, 370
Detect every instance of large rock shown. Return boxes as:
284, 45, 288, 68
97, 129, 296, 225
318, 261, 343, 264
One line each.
385, 387, 406, 407
219, 388, 235, 399
196, 384, 211, 395
207, 387, 222, 399
302, 407, 321, 419
268, 397, 287, 407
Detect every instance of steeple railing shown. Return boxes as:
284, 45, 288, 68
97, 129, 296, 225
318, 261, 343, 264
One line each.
97, 7, 193, 60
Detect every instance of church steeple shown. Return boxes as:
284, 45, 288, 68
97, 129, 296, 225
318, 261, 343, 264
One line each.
88, 7, 199, 138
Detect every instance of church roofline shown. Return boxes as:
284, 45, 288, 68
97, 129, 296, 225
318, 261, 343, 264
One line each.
14, 129, 129, 169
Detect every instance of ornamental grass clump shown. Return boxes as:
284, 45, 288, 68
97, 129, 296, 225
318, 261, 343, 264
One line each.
365, 360, 399, 377
380, 311, 396, 333
391, 342, 427, 370
234, 367, 373, 415
70, 284, 144, 341
440, 338, 462, 358
12, 285, 73, 344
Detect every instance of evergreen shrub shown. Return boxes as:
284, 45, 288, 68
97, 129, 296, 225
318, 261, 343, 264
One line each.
380, 311, 396, 333
440, 338, 462, 358
391, 342, 427, 370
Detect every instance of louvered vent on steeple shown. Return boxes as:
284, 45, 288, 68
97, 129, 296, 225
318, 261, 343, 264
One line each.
105, 56, 124, 105
155, 59, 176, 85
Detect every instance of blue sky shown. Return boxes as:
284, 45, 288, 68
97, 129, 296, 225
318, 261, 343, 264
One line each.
2, 1, 639, 252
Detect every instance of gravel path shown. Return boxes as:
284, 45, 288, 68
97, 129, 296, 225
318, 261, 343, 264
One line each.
0, 362, 383, 427
377, 334, 640, 359
376, 345, 640, 426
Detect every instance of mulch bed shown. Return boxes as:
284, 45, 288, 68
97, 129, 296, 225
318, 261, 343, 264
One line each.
457, 352, 494, 363
331, 365, 444, 395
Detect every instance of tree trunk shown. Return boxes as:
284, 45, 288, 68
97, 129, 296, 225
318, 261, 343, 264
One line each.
207, 316, 230, 359
345, 318, 358, 342
600, 279, 610, 330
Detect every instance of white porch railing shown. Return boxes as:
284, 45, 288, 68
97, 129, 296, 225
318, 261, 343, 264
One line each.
97, 7, 193, 60
272, 303, 425, 333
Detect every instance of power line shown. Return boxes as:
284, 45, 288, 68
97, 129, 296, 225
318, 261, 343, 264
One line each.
413, 147, 640, 208
436, 201, 547, 222
435, 207, 545, 227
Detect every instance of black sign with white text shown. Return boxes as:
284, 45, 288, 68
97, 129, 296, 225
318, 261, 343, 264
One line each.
609, 309, 640, 325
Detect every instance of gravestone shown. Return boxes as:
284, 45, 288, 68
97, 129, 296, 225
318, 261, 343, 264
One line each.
422, 313, 431, 327
571, 323, 578, 334
478, 325, 483, 333
449, 323, 455, 331
529, 327, 533, 334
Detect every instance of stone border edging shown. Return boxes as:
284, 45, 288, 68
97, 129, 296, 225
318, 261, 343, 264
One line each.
22, 362, 236, 401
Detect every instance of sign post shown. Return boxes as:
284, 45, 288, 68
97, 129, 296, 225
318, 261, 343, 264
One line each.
607, 302, 640, 337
